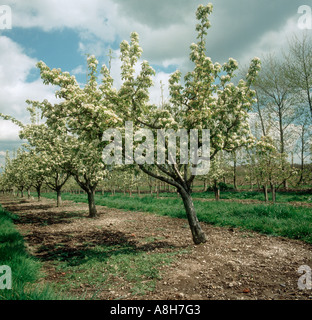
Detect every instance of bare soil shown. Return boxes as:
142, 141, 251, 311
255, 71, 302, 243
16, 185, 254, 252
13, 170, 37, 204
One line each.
1, 195, 312, 300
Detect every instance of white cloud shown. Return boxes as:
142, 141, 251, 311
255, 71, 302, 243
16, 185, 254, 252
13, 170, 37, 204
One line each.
0, 36, 58, 146
6, 0, 304, 69
6, 0, 197, 68
239, 16, 300, 66
139, 23, 195, 67
0, 36, 35, 84
0, 120, 21, 141
71, 64, 85, 75
7, 0, 120, 41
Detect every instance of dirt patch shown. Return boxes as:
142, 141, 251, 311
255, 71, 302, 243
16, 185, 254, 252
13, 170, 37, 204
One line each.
1, 195, 312, 300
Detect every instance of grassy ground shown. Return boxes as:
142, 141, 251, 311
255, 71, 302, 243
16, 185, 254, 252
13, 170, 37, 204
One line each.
41, 191, 312, 244
0, 205, 57, 300
160, 190, 312, 203
51, 243, 183, 299
0, 197, 187, 300
2, 190, 312, 300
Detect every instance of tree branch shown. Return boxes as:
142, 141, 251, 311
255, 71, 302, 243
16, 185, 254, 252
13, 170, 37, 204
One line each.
139, 165, 182, 190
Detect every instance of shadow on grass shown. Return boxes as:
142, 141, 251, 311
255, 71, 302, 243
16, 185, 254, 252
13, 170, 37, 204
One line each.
29, 228, 183, 267
1, 197, 185, 272
11, 209, 87, 227
3, 203, 55, 212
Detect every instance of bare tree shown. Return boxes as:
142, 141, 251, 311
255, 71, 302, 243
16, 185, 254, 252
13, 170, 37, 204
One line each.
294, 113, 312, 185
254, 54, 296, 189
284, 33, 312, 120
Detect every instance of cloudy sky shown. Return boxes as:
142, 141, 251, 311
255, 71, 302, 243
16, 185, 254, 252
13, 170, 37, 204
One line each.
0, 0, 309, 166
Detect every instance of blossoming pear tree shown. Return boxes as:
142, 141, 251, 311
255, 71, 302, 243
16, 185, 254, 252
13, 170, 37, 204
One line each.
1, 105, 72, 206
0, 173, 6, 194
3, 149, 33, 198
208, 152, 229, 201
26, 55, 122, 217
0, 3, 260, 244
254, 136, 295, 203
100, 3, 260, 244
1, 152, 15, 195
19, 117, 72, 206
24, 151, 47, 201
1, 137, 47, 200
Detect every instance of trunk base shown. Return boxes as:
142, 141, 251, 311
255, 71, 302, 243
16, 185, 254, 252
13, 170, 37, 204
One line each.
179, 189, 207, 245
192, 230, 208, 245
87, 191, 98, 218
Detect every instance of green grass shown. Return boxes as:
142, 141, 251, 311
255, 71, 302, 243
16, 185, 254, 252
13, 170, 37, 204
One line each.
0, 205, 58, 300
0, 196, 188, 300
5, 190, 312, 300
159, 190, 312, 203
48, 243, 182, 299
42, 192, 312, 244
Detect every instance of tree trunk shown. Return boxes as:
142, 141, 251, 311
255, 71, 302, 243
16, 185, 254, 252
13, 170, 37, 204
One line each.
298, 143, 305, 186
203, 179, 208, 192
214, 188, 220, 201
178, 188, 207, 245
271, 183, 276, 203
255, 89, 267, 136
36, 186, 41, 201
283, 179, 288, 190
87, 190, 97, 218
233, 152, 238, 191
263, 185, 269, 202
278, 104, 288, 190
213, 180, 220, 201
56, 188, 62, 207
